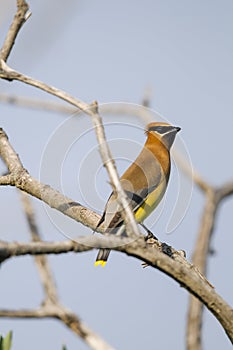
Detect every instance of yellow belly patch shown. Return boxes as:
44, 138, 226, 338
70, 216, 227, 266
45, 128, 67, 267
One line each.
134, 181, 166, 223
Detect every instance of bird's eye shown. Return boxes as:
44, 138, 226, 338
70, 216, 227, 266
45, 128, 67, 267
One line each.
148, 126, 171, 134
155, 126, 166, 133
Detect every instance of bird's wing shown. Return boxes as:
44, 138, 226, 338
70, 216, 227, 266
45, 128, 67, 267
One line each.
98, 149, 166, 231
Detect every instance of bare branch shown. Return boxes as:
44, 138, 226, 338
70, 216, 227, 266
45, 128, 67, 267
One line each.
186, 189, 217, 350
20, 191, 58, 303
0, 234, 233, 343
217, 180, 233, 199
0, 174, 13, 185
186, 183, 233, 350
0, 238, 90, 262
0, 127, 101, 230
0, 306, 115, 350
89, 102, 140, 237
0, 93, 154, 123
0, 61, 90, 111
0, 0, 31, 62
0, 127, 24, 173
172, 150, 210, 193
0, 93, 74, 114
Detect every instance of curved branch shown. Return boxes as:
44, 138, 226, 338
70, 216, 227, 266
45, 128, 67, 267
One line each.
0, 235, 232, 344
0, 128, 101, 230
0, 306, 114, 350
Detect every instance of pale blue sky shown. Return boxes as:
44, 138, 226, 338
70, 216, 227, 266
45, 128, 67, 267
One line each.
0, 1, 233, 349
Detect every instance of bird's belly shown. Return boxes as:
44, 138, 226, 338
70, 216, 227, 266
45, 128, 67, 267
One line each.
134, 182, 166, 223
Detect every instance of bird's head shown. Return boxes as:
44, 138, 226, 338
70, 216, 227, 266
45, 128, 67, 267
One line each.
146, 122, 181, 150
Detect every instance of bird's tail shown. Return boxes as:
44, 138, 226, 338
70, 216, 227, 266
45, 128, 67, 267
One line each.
94, 249, 111, 267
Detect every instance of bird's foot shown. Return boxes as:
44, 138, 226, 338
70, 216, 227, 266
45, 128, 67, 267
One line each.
144, 231, 158, 241
139, 223, 158, 241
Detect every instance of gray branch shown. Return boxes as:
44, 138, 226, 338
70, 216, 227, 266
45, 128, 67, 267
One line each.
0, 0, 31, 62
186, 180, 233, 350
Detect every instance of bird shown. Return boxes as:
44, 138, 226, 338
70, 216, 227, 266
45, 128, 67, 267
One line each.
95, 122, 181, 266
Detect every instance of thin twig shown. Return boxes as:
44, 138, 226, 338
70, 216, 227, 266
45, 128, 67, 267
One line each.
0, 306, 115, 350
216, 181, 233, 199
0, 0, 31, 62
19, 191, 58, 303
0, 93, 155, 124
0, 93, 74, 114
172, 149, 210, 193
89, 102, 140, 237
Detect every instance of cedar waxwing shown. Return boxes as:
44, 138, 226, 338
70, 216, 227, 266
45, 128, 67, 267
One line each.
95, 122, 181, 266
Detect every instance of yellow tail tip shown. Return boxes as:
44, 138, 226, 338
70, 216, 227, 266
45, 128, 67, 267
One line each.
94, 260, 107, 267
